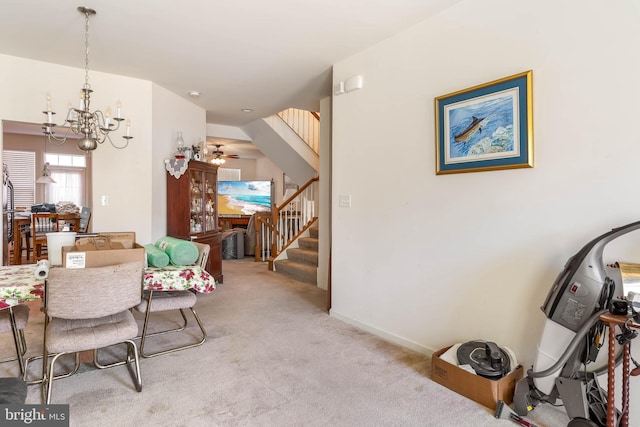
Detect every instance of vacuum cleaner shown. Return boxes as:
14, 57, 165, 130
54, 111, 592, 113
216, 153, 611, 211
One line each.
512, 220, 640, 427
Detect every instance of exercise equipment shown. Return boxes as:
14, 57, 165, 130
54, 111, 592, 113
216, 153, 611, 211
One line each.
513, 220, 640, 426
495, 399, 538, 427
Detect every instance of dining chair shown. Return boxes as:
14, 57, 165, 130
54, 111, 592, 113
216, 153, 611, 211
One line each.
57, 214, 81, 232
17, 224, 31, 263
134, 241, 209, 358
31, 212, 59, 261
0, 305, 29, 376
78, 207, 91, 233
43, 261, 144, 404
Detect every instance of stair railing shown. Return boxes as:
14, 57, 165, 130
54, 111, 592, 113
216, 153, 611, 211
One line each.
255, 176, 319, 269
277, 108, 320, 154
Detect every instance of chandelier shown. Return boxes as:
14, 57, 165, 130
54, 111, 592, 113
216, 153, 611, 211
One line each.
42, 7, 132, 151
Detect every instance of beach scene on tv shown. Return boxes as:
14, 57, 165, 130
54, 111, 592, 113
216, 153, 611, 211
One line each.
217, 180, 272, 215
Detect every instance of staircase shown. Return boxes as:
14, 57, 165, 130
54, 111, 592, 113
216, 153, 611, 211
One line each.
241, 111, 319, 187
273, 226, 318, 285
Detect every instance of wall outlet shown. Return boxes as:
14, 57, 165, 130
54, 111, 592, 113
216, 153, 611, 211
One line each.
338, 194, 351, 208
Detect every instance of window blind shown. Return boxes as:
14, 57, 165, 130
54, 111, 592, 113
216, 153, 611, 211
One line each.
2, 150, 35, 208
218, 168, 241, 181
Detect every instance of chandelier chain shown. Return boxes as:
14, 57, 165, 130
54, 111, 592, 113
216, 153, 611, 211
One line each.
84, 9, 90, 90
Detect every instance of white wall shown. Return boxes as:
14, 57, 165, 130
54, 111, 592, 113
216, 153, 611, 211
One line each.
318, 96, 331, 290
331, 0, 640, 408
220, 158, 257, 180
150, 83, 206, 243
0, 54, 205, 251
206, 123, 251, 141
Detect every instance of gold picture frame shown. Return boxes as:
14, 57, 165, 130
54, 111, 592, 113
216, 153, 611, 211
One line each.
435, 70, 534, 175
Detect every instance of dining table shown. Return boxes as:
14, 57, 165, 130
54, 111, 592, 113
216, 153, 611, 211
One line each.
0, 262, 216, 387
0, 264, 45, 309
0, 263, 216, 309
11, 213, 84, 266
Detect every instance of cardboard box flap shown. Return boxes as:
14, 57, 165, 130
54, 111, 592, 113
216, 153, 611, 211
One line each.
76, 236, 125, 251
95, 232, 136, 249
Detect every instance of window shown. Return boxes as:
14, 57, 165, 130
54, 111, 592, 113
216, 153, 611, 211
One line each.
2, 150, 35, 208
45, 153, 87, 206
45, 153, 86, 168
218, 168, 241, 181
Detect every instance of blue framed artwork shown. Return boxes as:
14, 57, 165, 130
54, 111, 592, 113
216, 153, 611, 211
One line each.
435, 70, 533, 174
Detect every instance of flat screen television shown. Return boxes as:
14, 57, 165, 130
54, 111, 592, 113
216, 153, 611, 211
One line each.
217, 180, 272, 216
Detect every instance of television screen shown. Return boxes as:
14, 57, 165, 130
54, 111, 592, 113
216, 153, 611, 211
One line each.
217, 180, 272, 215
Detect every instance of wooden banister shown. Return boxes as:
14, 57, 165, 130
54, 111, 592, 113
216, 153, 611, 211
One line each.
254, 176, 319, 269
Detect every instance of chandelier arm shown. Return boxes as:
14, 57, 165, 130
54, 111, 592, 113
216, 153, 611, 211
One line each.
95, 109, 122, 134
45, 125, 74, 146
91, 111, 107, 144
105, 132, 130, 150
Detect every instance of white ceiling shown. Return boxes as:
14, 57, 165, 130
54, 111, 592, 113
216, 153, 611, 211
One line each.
1, 1, 462, 159
0, 0, 460, 127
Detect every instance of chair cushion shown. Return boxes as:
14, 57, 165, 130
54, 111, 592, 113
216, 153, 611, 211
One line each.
0, 305, 30, 333
46, 310, 138, 354
0, 377, 27, 404
135, 291, 197, 313
46, 262, 143, 319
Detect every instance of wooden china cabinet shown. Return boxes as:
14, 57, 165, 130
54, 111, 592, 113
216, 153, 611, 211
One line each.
166, 160, 223, 283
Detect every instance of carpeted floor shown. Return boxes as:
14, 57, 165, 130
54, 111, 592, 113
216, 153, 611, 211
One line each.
0, 258, 570, 426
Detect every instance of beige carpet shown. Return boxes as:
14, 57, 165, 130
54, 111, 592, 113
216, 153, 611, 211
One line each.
0, 258, 569, 426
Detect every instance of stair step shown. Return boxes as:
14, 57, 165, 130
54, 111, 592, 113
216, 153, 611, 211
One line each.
299, 237, 318, 251
309, 227, 318, 239
274, 259, 317, 285
287, 247, 318, 266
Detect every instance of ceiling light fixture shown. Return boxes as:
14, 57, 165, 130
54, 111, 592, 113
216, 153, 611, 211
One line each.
241, 108, 253, 113
35, 162, 56, 184
211, 157, 226, 166
188, 91, 201, 98
41, 6, 133, 151
210, 144, 226, 166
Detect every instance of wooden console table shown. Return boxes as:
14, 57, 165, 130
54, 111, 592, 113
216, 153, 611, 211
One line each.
600, 312, 640, 427
219, 216, 250, 230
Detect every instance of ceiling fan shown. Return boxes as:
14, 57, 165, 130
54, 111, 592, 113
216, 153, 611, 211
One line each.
207, 143, 239, 165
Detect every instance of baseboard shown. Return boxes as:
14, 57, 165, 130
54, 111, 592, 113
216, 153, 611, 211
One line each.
329, 309, 436, 356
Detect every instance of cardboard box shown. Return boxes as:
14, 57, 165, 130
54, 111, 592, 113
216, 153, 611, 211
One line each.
76, 232, 137, 249
62, 232, 145, 268
431, 346, 523, 410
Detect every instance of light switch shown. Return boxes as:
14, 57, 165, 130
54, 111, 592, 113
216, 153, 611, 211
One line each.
338, 194, 351, 208
101, 195, 109, 206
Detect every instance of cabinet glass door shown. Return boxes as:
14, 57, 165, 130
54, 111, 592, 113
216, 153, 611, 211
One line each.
203, 171, 217, 233
189, 169, 203, 233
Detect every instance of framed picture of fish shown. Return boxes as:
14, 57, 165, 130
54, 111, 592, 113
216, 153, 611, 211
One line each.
434, 70, 533, 175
